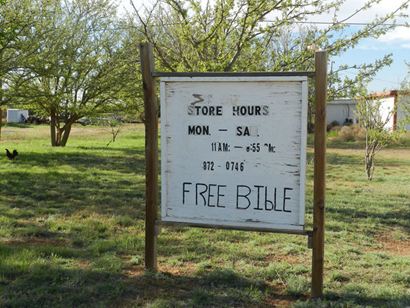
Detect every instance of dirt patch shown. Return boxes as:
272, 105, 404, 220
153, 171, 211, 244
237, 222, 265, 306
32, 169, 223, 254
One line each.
377, 148, 410, 161
2, 236, 67, 247
264, 297, 293, 307
76, 259, 91, 270
374, 233, 410, 256
263, 281, 307, 307
160, 262, 198, 275
118, 270, 297, 308
265, 253, 302, 265
123, 266, 145, 278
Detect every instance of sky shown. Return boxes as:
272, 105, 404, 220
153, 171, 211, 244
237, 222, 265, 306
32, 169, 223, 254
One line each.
118, 0, 410, 93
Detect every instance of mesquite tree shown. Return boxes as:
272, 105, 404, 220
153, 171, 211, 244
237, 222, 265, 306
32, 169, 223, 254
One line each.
8, 0, 135, 146
0, 0, 36, 139
355, 94, 401, 180
130, 0, 408, 128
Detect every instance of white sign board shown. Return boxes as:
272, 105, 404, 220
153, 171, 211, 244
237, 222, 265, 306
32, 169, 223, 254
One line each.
160, 77, 308, 231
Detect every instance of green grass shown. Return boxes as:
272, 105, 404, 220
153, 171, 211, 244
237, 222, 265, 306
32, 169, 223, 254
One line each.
0, 124, 409, 307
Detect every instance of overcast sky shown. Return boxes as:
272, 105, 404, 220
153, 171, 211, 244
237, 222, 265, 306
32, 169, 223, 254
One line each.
118, 0, 410, 92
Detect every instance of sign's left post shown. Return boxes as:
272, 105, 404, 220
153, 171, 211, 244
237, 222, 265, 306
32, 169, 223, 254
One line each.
140, 43, 158, 271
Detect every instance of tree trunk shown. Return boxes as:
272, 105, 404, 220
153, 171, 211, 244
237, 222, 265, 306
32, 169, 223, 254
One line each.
50, 111, 57, 146
60, 124, 72, 147
365, 148, 375, 180
308, 102, 314, 133
56, 129, 62, 145
50, 110, 63, 146
50, 107, 74, 146
365, 133, 372, 180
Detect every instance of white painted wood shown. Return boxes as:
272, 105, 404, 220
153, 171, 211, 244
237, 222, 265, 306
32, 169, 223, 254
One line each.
160, 76, 308, 82
397, 94, 410, 131
160, 77, 308, 232
378, 96, 395, 130
299, 81, 308, 226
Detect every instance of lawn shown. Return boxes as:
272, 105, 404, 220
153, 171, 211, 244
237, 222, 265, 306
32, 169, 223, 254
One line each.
0, 124, 409, 307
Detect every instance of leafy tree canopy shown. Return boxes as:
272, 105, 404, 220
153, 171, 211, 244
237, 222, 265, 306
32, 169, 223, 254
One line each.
131, 0, 408, 99
6, 0, 137, 146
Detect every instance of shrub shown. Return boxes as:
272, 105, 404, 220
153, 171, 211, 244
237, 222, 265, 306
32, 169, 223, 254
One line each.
337, 125, 366, 142
351, 125, 366, 140
338, 126, 355, 141
327, 120, 340, 131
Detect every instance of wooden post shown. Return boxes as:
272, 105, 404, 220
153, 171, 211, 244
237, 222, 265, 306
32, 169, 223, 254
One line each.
0, 107, 2, 141
140, 43, 158, 271
312, 50, 327, 298
0, 76, 3, 140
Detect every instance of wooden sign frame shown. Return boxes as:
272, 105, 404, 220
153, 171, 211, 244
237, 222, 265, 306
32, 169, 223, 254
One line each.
139, 43, 327, 298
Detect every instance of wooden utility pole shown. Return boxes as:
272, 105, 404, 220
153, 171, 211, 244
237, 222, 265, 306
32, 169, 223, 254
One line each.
0, 77, 3, 141
140, 43, 158, 271
312, 50, 327, 298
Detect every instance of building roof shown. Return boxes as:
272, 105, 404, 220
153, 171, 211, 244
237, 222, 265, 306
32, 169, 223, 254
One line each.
367, 90, 410, 99
328, 98, 357, 105
329, 90, 410, 104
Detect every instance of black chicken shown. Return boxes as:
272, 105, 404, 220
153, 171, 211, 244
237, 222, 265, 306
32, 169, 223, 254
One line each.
5, 149, 18, 160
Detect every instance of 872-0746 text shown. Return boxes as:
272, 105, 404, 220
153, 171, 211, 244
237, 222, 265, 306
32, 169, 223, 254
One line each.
202, 161, 244, 172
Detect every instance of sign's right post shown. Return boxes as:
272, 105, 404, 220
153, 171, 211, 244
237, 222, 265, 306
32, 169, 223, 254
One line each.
312, 50, 327, 298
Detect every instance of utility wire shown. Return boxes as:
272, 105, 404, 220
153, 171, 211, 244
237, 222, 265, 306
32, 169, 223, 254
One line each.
261, 21, 409, 27
112, 20, 409, 30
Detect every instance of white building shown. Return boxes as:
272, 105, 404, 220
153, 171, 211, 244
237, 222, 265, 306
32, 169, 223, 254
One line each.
327, 98, 358, 126
6, 109, 29, 123
327, 91, 410, 131
397, 91, 410, 131
368, 91, 410, 131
